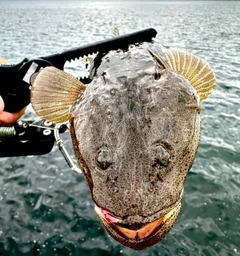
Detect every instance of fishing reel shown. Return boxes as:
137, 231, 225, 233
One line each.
0, 119, 81, 173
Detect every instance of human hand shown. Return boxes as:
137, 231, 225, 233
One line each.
0, 96, 26, 126
0, 57, 26, 126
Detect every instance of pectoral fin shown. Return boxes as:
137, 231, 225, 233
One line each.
164, 48, 216, 102
31, 67, 86, 123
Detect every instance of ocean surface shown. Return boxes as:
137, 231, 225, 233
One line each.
0, 0, 240, 255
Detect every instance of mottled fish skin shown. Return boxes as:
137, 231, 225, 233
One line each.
69, 42, 201, 250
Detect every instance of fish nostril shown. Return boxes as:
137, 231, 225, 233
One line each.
96, 148, 112, 170
151, 145, 170, 167
154, 72, 161, 80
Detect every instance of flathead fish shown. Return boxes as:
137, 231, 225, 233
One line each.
30, 40, 215, 250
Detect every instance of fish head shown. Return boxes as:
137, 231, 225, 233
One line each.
31, 42, 215, 250
69, 44, 202, 250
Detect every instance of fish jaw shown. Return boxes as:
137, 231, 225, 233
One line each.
94, 191, 183, 250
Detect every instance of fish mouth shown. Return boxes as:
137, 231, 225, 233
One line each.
94, 190, 183, 250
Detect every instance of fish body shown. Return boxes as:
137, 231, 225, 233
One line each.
31, 40, 215, 250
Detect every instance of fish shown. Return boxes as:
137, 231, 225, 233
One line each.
30, 40, 216, 250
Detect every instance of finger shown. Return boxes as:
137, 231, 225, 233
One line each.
0, 107, 26, 126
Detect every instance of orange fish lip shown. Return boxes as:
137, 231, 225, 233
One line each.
114, 208, 177, 240
94, 202, 181, 240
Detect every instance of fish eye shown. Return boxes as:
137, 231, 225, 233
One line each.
96, 148, 112, 170
151, 145, 170, 167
